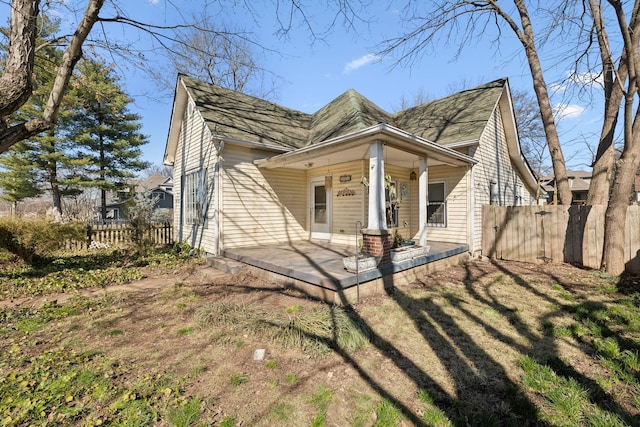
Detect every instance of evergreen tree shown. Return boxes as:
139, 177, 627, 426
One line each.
1, 16, 92, 216
0, 141, 42, 216
69, 59, 149, 221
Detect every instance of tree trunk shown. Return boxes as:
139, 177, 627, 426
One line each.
600, 0, 640, 274
99, 184, 106, 222
0, 0, 39, 118
587, 71, 623, 206
512, 0, 573, 204
586, 0, 626, 206
0, 0, 105, 154
99, 131, 106, 221
601, 151, 640, 274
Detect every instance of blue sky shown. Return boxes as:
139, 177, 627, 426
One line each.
3, 1, 606, 172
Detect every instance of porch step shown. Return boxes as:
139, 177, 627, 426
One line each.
206, 256, 246, 274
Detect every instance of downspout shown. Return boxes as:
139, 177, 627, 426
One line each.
468, 164, 475, 256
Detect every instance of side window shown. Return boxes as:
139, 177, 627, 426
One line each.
183, 168, 208, 225
427, 181, 446, 227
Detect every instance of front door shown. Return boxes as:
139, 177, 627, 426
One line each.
310, 178, 331, 240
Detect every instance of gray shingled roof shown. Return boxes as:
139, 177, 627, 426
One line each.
393, 79, 506, 145
309, 89, 392, 144
181, 76, 310, 149
181, 76, 505, 150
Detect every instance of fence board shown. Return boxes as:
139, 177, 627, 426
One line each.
482, 205, 640, 273
482, 205, 496, 258
67, 222, 173, 250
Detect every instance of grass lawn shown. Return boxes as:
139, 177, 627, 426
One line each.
1, 248, 639, 426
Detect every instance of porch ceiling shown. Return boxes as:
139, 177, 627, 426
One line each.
255, 124, 477, 170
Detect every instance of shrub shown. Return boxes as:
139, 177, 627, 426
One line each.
0, 217, 85, 263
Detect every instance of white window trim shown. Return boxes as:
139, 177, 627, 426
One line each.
183, 168, 207, 225
427, 180, 447, 228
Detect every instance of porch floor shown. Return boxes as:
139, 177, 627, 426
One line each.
221, 240, 468, 292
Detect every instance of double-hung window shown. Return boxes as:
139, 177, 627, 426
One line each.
184, 168, 208, 225
152, 191, 166, 200
427, 181, 446, 227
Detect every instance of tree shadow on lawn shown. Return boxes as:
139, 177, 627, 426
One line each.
379, 263, 542, 426
490, 260, 639, 425
67, 253, 640, 425
240, 245, 547, 425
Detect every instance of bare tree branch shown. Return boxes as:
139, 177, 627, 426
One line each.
0, 0, 105, 154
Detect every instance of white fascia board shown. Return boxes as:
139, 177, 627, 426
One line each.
210, 135, 291, 153
256, 123, 477, 169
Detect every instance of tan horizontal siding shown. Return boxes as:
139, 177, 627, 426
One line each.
172, 101, 219, 254
222, 146, 307, 248
426, 165, 468, 244
309, 161, 367, 241
473, 106, 535, 252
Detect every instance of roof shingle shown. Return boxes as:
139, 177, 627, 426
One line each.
181, 75, 506, 150
393, 79, 506, 145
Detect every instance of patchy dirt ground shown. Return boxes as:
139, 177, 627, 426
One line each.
2, 259, 638, 425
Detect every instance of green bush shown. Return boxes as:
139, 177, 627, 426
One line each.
0, 217, 85, 263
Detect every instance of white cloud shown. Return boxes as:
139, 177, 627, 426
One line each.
147, 0, 159, 4
553, 103, 586, 120
549, 82, 568, 93
570, 71, 604, 88
552, 71, 604, 94
343, 53, 380, 74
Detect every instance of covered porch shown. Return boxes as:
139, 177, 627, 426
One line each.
255, 123, 477, 262
218, 239, 468, 304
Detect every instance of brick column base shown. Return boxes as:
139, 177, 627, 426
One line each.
361, 229, 392, 264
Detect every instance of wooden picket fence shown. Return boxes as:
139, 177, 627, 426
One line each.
482, 205, 640, 273
65, 222, 173, 250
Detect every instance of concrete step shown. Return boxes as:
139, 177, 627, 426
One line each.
206, 256, 246, 274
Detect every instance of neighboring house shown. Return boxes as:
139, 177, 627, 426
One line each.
104, 174, 174, 221
540, 170, 640, 205
539, 170, 592, 205
164, 75, 538, 258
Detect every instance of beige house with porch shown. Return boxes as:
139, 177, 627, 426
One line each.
164, 75, 537, 284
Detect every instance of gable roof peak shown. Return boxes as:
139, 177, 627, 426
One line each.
308, 88, 392, 145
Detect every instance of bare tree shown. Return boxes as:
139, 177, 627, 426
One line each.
141, 164, 173, 179
0, 0, 364, 155
511, 89, 550, 182
378, 1, 574, 204
585, 0, 625, 206
156, 11, 279, 99
591, 0, 640, 274
375, 1, 640, 274
0, 0, 103, 153
391, 87, 432, 112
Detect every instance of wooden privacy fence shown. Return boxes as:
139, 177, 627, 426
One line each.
65, 222, 173, 250
482, 205, 640, 273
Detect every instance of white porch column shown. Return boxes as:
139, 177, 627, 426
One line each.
418, 157, 428, 246
367, 141, 386, 230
